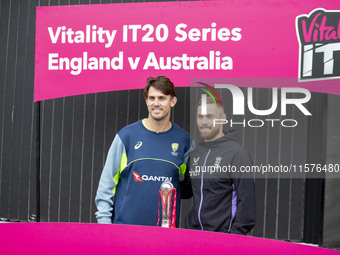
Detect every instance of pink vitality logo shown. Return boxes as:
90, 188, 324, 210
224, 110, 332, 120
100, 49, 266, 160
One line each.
296, 8, 340, 81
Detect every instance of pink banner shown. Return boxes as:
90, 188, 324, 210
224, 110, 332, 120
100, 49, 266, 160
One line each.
1, 223, 339, 255
35, 0, 340, 101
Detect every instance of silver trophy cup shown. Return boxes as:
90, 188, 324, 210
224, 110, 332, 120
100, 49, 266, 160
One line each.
160, 181, 174, 228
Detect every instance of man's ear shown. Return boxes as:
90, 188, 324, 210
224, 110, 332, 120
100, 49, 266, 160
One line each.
170, 96, 177, 108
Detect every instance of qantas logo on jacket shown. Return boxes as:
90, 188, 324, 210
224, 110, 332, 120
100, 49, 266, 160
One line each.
133, 171, 143, 182
132, 171, 172, 182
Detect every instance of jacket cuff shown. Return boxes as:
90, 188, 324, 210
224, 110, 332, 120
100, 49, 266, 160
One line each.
97, 217, 112, 224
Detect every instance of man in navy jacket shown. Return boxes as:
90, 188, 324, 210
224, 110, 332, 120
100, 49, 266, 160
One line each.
185, 96, 256, 234
96, 76, 191, 226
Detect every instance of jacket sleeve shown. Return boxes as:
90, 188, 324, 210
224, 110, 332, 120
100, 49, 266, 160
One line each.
95, 134, 125, 224
180, 156, 193, 199
230, 150, 256, 235
180, 139, 195, 199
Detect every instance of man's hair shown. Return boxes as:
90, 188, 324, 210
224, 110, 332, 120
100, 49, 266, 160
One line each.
197, 95, 225, 113
143, 76, 176, 99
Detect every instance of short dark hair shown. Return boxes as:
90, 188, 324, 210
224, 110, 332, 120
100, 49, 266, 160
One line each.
143, 76, 176, 99
197, 95, 225, 113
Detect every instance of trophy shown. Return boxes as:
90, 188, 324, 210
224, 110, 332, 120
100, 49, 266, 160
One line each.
158, 181, 177, 228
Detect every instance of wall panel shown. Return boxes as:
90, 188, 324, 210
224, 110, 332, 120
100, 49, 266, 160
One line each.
0, 0, 330, 247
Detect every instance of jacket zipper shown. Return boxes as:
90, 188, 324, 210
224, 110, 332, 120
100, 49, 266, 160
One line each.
198, 148, 211, 231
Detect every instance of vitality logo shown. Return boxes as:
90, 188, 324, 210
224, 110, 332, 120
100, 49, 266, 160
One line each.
296, 9, 340, 80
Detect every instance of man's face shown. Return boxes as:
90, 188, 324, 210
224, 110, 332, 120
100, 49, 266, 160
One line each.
197, 103, 225, 142
145, 86, 177, 121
